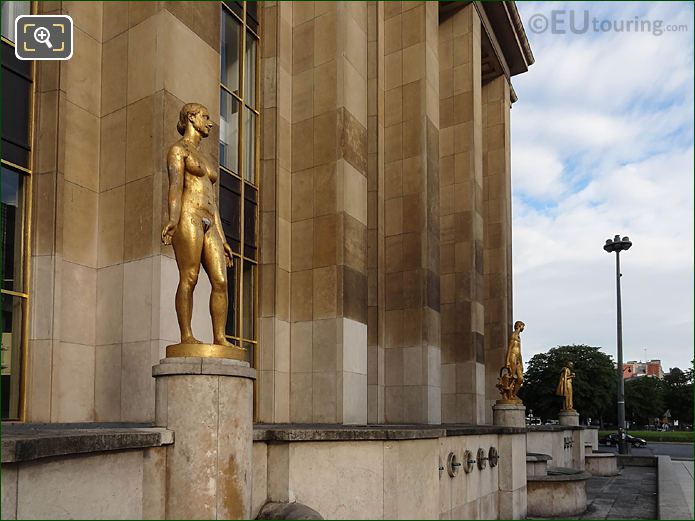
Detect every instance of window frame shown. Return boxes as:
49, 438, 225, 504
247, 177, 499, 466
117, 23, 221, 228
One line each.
219, 1, 260, 366
1, 0, 36, 422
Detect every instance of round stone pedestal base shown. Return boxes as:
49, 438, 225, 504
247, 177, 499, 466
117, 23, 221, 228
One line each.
153, 357, 256, 519
493, 403, 526, 428
559, 410, 580, 426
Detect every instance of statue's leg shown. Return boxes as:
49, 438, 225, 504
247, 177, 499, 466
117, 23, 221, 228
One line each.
202, 229, 234, 347
172, 213, 204, 343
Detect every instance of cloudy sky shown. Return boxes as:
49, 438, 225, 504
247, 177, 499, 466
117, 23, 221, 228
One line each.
511, 2, 694, 372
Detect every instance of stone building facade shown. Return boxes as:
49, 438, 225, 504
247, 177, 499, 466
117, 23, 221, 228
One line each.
1, 1, 538, 519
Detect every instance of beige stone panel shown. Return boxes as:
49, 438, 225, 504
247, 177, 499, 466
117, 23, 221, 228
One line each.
290, 371, 313, 422
141, 447, 166, 519
384, 14, 401, 56
124, 177, 154, 261
314, 8, 336, 67
16, 451, 144, 519
216, 375, 254, 518
293, 19, 314, 75
499, 433, 527, 492
290, 321, 312, 373
156, 256, 181, 344
312, 318, 337, 373
314, 60, 337, 117
36, 91, 59, 175
63, 1, 103, 42
61, 28, 101, 117
313, 266, 337, 319
387, 438, 439, 519
344, 59, 368, 129
96, 264, 124, 345
121, 341, 155, 422
384, 50, 402, 91
314, 162, 337, 216
101, 32, 128, 116
60, 260, 96, 346
94, 343, 122, 421
125, 95, 157, 184
102, 1, 129, 42
1, 463, 17, 520
273, 370, 290, 422
97, 186, 125, 268
343, 160, 368, 226
291, 168, 314, 221
26, 340, 52, 422
100, 108, 127, 192
312, 371, 337, 422
342, 317, 367, 374
292, 68, 314, 123
252, 442, 269, 518
290, 269, 313, 322
62, 100, 100, 192
122, 257, 153, 343
30, 255, 54, 340
126, 15, 158, 104
50, 342, 95, 422
287, 441, 383, 519
342, 371, 368, 424
291, 219, 313, 271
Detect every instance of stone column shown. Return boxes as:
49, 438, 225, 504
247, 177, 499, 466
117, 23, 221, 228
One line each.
482, 75, 514, 423
438, 3, 485, 424
559, 410, 579, 426
382, 0, 441, 424
153, 357, 256, 519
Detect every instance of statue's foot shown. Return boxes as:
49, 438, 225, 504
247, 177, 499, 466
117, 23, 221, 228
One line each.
181, 336, 203, 344
214, 337, 240, 349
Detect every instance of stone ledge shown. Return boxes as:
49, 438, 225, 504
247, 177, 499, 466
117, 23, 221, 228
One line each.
253, 423, 526, 442
153, 356, 256, 379
2, 423, 174, 464
657, 455, 693, 520
527, 424, 587, 432
527, 466, 592, 482
526, 452, 552, 462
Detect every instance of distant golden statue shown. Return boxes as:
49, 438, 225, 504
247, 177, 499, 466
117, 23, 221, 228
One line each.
161, 103, 244, 360
556, 362, 576, 411
497, 321, 525, 404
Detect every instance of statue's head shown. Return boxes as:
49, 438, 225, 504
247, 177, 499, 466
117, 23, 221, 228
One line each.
514, 320, 525, 332
566, 361, 574, 368
178, 103, 213, 138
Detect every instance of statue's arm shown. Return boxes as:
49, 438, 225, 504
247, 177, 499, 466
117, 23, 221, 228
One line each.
162, 145, 185, 244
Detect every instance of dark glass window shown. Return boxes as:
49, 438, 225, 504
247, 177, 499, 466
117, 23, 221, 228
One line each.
220, 1, 259, 354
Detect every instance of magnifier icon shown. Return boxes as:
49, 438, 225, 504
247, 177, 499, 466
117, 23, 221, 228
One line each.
34, 26, 53, 49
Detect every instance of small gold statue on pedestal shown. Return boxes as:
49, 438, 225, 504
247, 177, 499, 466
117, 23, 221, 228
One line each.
161, 103, 244, 360
556, 361, 576, 411
496, 321, 525, 404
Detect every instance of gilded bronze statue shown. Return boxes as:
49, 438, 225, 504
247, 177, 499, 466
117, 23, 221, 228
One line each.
556, 361, 576, 411
162, 102, 244, 360
496, 321, 524, 404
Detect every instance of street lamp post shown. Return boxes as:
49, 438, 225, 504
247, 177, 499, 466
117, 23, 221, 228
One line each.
603, 235, 632, 455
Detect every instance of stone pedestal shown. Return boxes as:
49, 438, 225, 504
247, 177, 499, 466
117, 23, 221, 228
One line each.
493, 403, 526, 428
559, 410, 579, 426
153, 357, 256, 520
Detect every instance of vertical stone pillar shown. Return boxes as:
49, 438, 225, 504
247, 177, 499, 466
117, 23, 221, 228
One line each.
382, 1, 441, 424
153, 357, 256, 519
258, 0, 292, 423
438, 4, 485, 424
288, 1, 369, 424
482, 75, 513, 422
366, 1, 386, 423
497, 432, 528, 519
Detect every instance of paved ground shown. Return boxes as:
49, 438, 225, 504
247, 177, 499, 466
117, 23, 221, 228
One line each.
532, 466, 657, 520
599, 441, 693, 460
672, 460, 694, 518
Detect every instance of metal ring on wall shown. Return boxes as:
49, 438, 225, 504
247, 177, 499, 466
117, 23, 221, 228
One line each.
446, 452, 461, 477
463, 449, 476, 474
489, 446, 499, 467
477, 448, 488, 470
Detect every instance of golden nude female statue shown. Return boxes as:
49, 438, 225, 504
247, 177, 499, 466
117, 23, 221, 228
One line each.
496, 321, 525, 404
556, 361, 576, 411
161, 102, 244, 360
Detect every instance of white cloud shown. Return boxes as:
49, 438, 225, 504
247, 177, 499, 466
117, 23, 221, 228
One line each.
512, 2, 694, 372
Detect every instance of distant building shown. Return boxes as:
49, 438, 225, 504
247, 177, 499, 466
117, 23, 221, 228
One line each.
623, 359, 664, 380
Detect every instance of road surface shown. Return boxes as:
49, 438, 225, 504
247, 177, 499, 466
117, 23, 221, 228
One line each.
599, 441, 693, 460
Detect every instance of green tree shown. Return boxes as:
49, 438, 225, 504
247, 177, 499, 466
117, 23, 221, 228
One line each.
662, 364, 693, 426
519, 345, 616, 424
624, 376, 666, 427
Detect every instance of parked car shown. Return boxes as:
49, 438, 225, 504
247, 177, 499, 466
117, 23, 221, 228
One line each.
599, 433, 647, 448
